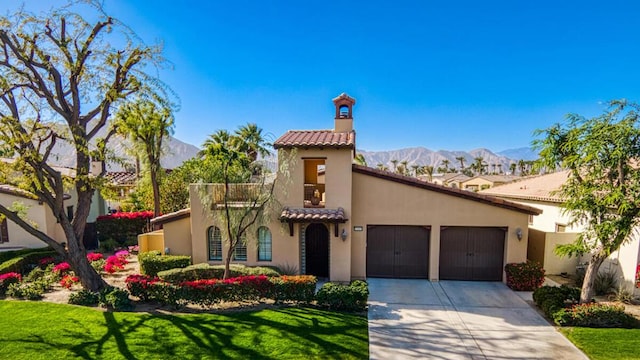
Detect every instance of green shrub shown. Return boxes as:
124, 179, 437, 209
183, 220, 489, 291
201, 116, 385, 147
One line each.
0, 250, 58, 275
69, 290, 99, 306
274, 263, 298, 276
6, 282, 44, 300
533, 285, 580, 317
316, 280, 369, 312
594, 270, 618, 295
98, 287, 132, 311
0, 272, 21, 296
98, 238, 119, 253
553, 303, 638, 328
138, 251, 191, 277
158, 263, 280, 283
0, 247, 53, 263
270, 275, 316, 303
505, 261, 545, 291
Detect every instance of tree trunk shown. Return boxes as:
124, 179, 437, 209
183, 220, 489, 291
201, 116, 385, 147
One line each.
150, 167, 161, 218
62, 219, 107, 292
223, 246, 233, 280
580, 253, 606, 303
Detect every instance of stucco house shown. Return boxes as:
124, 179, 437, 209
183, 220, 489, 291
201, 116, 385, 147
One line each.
461, 174, 521, 192
425, 173, 470, 188
481, 172, 640, 294
151, 94, 542, 283
0, 163, 107, 251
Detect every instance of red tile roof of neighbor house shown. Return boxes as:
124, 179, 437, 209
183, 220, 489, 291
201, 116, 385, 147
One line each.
273, 130, 355, 149
0, 184, 72, 201
352, 165, 542, 215
279, 207, 348, 222
479, 170, 570, 203
150, 208, 191, 225
106, 172, 138, 186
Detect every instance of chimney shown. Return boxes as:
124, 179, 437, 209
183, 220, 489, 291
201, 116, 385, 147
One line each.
332, 93, 356, 132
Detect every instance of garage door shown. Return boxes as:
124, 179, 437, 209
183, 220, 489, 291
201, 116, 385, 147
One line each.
439, 227, 505, 281
367, 225, 430, 278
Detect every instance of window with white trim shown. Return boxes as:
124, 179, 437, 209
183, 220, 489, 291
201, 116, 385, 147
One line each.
257, 226, 272, 261
208, 226, 222, 261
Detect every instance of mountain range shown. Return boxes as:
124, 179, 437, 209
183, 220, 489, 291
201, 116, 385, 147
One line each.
48, 133, 539, 174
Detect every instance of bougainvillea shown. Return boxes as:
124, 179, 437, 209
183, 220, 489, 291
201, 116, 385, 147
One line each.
60, 275, 80, 289
104, 255, 127, 274
504, 261, 545, 291
53, 262, 71, 274
96, 211, 154, 245
0, 272, 21, 282
636, 264, 640, 288
86, 253, 104, 262
96, 211, 154, 221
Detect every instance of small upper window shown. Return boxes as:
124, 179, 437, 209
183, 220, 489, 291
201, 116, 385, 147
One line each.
555, 223, 567, 233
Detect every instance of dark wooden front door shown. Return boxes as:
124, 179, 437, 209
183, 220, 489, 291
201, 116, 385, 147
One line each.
305, 223, 329, 278
439, 227, 505, 281
366, 225, 430, 278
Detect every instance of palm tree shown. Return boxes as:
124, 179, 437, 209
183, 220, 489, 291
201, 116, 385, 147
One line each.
491, 164, 497, 174
200, 129, 232, 157
473, 157, 484, 175
455, 156, 465, 173
441, 159, 450, 173
400, 160, 409, 175
235, 123, 270, 162
518, 159, 526, 176
423, 165, 434, 182
376, 163, 384, 170
354, 153, 367, 166
509, 163, 517, 175
390, 159, 398, 173
411, 164, 420, 177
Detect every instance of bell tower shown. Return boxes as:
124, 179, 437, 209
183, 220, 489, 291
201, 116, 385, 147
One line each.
333, 93, 356, 132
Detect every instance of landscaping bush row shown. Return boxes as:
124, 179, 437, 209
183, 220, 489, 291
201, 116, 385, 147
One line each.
96, 210, 154, 246
138, 251, 191, 276
68, 286, 132, 310
0, 250, 58, 275
533, 285, 638, 328
158, 263, 280, 283
316, 280, 369, 311
126, 274, 317, 308
504, 261, 545, 291
0, 247, 53, 264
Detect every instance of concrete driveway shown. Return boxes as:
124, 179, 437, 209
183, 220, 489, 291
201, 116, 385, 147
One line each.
367, 279, 587, 360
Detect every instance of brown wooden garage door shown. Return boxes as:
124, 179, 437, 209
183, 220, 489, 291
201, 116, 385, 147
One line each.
367, 225, 430, 278
439, 227, 505, 281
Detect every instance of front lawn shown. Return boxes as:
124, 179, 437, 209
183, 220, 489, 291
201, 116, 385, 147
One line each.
560, 327, 640, 360
0, 301, 368, 359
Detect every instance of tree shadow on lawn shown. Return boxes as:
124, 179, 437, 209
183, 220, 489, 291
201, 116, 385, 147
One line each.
12, 307, 367, 359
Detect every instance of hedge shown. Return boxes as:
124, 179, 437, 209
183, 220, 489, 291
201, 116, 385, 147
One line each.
0, 250, 58, 275
505, 261, 545, 291
0, 247, 53, 264
316, 280, 369, 311
96, 211, 153, 246
138, 251, 191, 277
158, 263, 280, 283
125, 274, 317, 308
533, 285, 580, 317
553, 303, 638, 328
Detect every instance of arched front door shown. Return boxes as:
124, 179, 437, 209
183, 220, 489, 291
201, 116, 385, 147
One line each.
305, 223, 329, 278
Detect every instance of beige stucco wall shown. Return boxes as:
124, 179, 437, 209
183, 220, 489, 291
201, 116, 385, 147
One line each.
163, 217, 193, 258
462, 178, 493, 191
0, 194, 52, 249
527, 228, 546, 265
506, 199, 582, 233
138, 230, 165, 254
351, 172, 531, 282
542, 232, 579, 275
600, 234, 640, 294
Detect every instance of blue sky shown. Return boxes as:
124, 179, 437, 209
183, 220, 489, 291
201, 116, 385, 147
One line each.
5, 1, 640, 152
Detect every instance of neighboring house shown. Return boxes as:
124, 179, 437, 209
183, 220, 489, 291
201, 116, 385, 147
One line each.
481, 171, 640, 294
149, 93, 541, 283
0, 162, 107, 251
426, 173, 470, 189
104, 171, 138, 211
461, 174, 521, 192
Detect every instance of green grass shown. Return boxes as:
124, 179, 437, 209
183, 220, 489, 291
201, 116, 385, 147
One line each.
560, 327, 640, 360
0, 300, 368, 359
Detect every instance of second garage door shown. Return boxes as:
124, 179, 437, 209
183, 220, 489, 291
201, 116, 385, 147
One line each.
366, 225, 430, 278
439, 227, 505, 281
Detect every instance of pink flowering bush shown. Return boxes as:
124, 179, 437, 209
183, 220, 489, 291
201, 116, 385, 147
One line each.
0, 272, 22, 296
60, 275, 79, 289
53, 262, 71, 274
505, 261, 545, 291
86, 252, 104, 262
636, 264, 640, 288
104, 255, 127, 274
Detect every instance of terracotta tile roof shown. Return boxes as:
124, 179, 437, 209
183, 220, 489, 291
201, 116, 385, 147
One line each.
479, 170, 570, 203
279, 207, 348, 222
273, 130, 355, 149
150, 208, 191, 225
465, 174, 522, 183
0, 184, 71, 201
106, 172, 138, 186
352, 165, 542, 216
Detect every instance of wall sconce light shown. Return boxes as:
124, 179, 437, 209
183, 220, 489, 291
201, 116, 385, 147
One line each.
341, 228, 348, 241
515, 228, 523, 241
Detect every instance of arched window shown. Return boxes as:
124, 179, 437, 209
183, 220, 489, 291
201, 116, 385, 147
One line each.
257, 226, 272, 261
234, 235, 247, 261
208, 226, 222, 261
